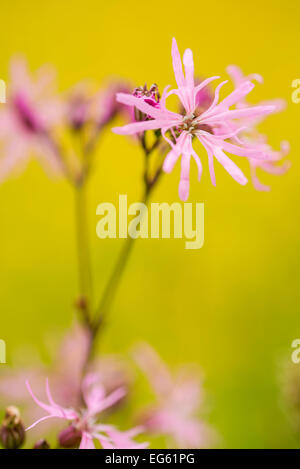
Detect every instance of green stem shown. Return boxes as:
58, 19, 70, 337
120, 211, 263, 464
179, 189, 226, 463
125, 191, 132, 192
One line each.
84, 135, 163, 364
92, 188, 151, 335
74, 182, 93, 325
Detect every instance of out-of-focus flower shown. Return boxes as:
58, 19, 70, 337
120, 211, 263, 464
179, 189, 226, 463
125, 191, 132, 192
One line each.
226, 64, 290, 191
0, 58, 132, 185
0, 57, 65, 182
0, 324, 131, 431
63, 79, 133, 184
66, 83, 92, 132
133, 343, 213, 449
26, 376, 148, 449
113, 38, 276, 200
94, 80, 133, 129
240, 136, 290, 192
66, 80, 132, 133
0, 324, 90, 410
0, 406, 25, 449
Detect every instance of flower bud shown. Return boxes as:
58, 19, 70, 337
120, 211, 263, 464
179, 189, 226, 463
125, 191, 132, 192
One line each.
33, 439, 50, 449
0, 406, 25, 449
133, 83, 160, 122
68, 93, 90, 131
75, 295, 88, 312
13, 93, 44, 134
59, 425, 82, 448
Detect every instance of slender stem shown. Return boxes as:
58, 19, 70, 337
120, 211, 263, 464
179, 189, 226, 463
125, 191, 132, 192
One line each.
74, 181, 93, 325
42, 131, 73, 183
92, 188, 151, 335
83, 134, 163, 365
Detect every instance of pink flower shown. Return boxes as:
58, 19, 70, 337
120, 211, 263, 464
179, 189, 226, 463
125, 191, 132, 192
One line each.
87, 80, 133, 129
226, 65, 290, 191
0, 57, 64, 182
0, 324, 130, 434
134, 343, 213, 449
26, 376, 148, 449
65, 82, 93, 131
113, 38, 276, 200
47, 324, 131, 411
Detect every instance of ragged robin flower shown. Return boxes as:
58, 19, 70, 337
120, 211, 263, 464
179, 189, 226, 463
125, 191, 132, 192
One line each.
113, 38, 280, 200
0, 57, 64, 182
26, 375, 148, 449
225, 65, 290, 191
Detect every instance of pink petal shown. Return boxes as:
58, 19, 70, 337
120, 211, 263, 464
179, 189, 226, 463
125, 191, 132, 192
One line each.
99, 438, 114, 449
250, 165, 270, 191
262, 160, 291, 175
171, 38, 185, 88
79, 432, 96, 449
194, 77, 220, 104
26, 379, 77, 423
82, 374, 106, 414
104, 428, 149, 449
116, 93, 177, 121
263, 98, 286, 113
198, 136, 216, 186
112, 119, 170, 135
133, 343, 173, 398
226, 65, 245, 87
213, 147, 248, 185
192, 151, 203, 181
46, 378, 60, 409
183, 49, 194, 88
204, 81, 228, 114
89, 387, 126, 415
203, 105, 275, 123
280, 140, 290, 156
217, 81, 255, 110
227, 65, 263, 87
213, 126, 247, 141
26, 380, 60, 416
160, 85, 172, 111
163, 149, 180, 173
10, 57, 32, 94
178, 136, 192, 201
179, 153, 191, 201
26, 415, 58, 432
216, 139, 269, 159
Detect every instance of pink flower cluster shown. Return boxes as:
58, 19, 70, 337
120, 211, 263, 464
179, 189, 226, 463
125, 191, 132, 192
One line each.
0, 326, 212, 449
226, 65, 290, 191
26, 376, 147, 449
133, 343, 214, 448
0, 58, 64, 181
0, 40, 289, 197
113, 38, 290, 200
0, 38, 291, 451
0, 58, 131, 184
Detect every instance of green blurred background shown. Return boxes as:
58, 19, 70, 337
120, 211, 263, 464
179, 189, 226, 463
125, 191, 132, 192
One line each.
0, 0, 299, 448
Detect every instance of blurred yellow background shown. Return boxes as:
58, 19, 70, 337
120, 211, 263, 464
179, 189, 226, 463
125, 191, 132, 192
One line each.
0, 0, 299, 448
